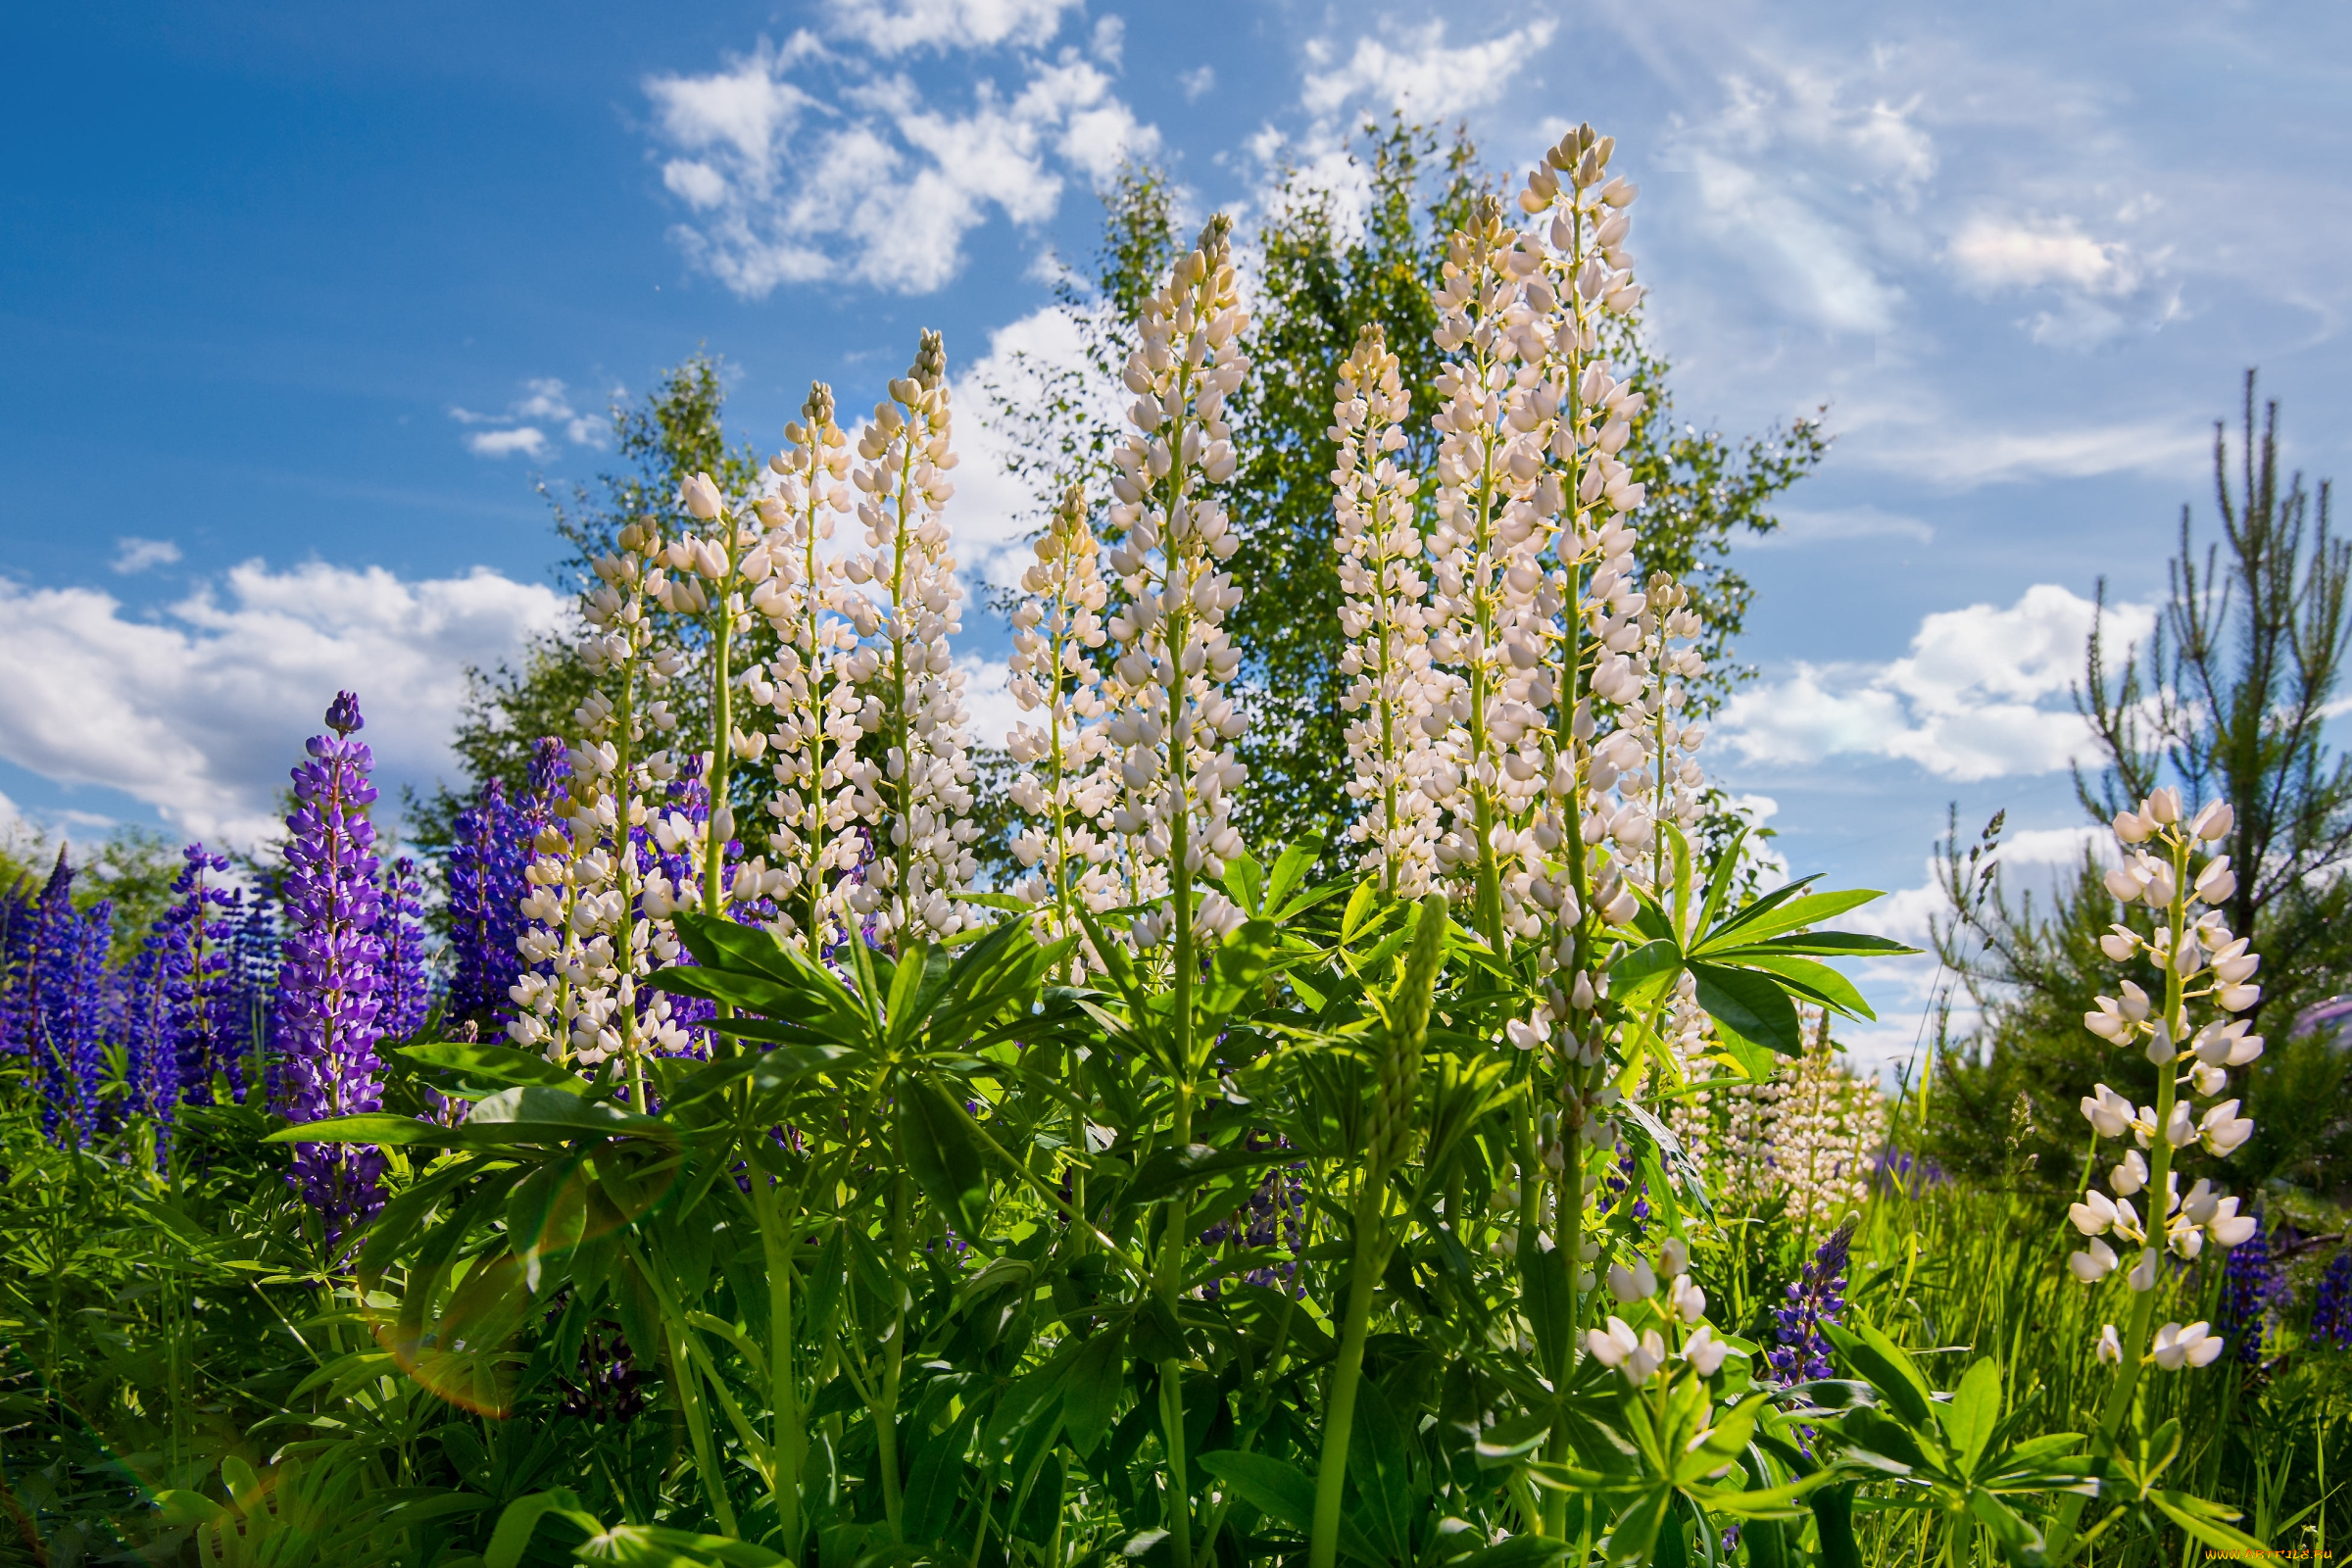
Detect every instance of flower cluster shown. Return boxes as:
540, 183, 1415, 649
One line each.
448, 771, 537, 1025
1589, 1236, 1733, 1385
276, 692, 389, 1239
513, 514, 699, 1070
2216, 1212, 2279, 1367
753, 382, 866, 951
1332, 323, 1445, 896
2067, 790, 2261, 1374
1101, 215, 1250, 955
837, 331, 980, 947
2312, 1252, 2352, 1349
378, 856, 431, 1041
2, 852, 108, 1146
1768, 1219, 1853, 1386
1006, 483, 1118, 962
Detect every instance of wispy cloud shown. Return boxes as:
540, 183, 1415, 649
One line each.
1299, 19, 1558, 121
450, 378, 608, 460
645, 15, 1155, 299
111, 536, 181, 574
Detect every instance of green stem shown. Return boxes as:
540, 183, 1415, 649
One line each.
1309, 1182, 1390, 1568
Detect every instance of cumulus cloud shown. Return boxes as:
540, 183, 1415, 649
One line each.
0, 562, 568, 845
1720, 583, 2157, 781
1179, 65, 1215, 102
829, 0, 1082, 56
452, 378, 607, 459
1950, 215, 2138, 295
112, 536, 182, 574
1299, 19, 1558, 120
645, 24, 1155, 298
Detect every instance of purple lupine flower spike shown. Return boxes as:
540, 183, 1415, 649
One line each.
58, 896, 113, 1147
0, 868, 38, 1054
447, 777, 515, 1024
2218, 1214, 2279, 1367
278, 691, 389, 1243
124, 936, 178, 1166
232, 892, 277, 1105
377, 855, 432, 1040
1768, 1218, 1854, 1386
2313, 1253, 2352, 1350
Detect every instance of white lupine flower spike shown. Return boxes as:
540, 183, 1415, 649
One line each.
1006, 483, 1120, 972
844, 331, 979, 948
2064, 792, 2259, 1399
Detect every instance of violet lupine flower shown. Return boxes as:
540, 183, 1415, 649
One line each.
377, 855, 432, 1041
122, 936, 178, 1165
2218, 1215, 2280, 1367
1768, 1219, 1855, 1386
447, 778, 525, 1025
2312, 1253, 2352, 1350
54, 897, 114, 1148
232, 893, 277, 1105
0, 869, 36, 1049
9, 854, 77, 1134
277, 691, 389, 1241
159, 846, 245, 1108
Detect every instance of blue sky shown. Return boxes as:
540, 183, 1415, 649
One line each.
6, 0, 2351, 1056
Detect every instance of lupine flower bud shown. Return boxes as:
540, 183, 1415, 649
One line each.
2145, 787, 2181, 825
2113, 808, 2150, 843
2096, 1323, 2124, 1363
1684, 1325, 1729, 1377
2192, 802, 2233, 842
681, 472, 723, 519
2199, 1100, 2254, 1156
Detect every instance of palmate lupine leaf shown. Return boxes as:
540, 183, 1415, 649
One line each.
1608, 823, 1915, 1062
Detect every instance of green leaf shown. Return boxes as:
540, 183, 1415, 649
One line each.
263, 1112, 461, 1147
1821, 1321, 1934, 1429
2145, 1492, 2263, 1552
396, 1041, 587, 1091
1607, 938, 1685, 1007
896, 1074, 992, 1244
1964, 1489, 2045, 1565
1195, 1450, 1316, 1532
1699, 885, 1879, 950
1062, 1325, 1127, 1457
461, 1087, 676, 1147
1941, 1358, 2002, 1476
1704, 954, 1876, 1020
484, 1489, 604, 1568
1448, 1537, 1571, 1568
1690, 962, 1804, 1058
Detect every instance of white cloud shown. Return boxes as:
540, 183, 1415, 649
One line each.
829, 0, 1083, 56
112, 536, 182, 574
0, 562, 568, 846
1950, 215, 2138, 295
466, 426, 550, 459
645, 27, 1156, 298
1179, 65, 1214, 102
452, 378, 606, 458
1299, 19, 1559, 120
1720, 584, 2157, 781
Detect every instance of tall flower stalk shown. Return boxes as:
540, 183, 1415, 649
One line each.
845, 331, 978, 949
754, 382, 864, 952
1100, 212, 1250, 1565
1007, 482, 1117, 970
1332, 324, 1443, 897
277, 692, 389, 1241
2051, 789, 2260, 1550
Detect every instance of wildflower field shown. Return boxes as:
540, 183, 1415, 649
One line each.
6, 121, 2348, 1568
